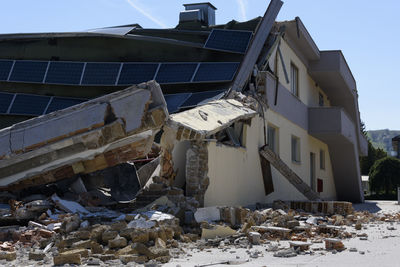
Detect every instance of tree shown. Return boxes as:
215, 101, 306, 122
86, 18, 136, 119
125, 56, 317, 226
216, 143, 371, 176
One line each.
369, 157, 400, 195
360, 141, 387, 175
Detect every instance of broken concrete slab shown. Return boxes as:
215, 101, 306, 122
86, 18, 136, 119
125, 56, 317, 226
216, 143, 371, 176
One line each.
289, 241, 312, 251
166, 99, 257, 140
194, 206, 221, 223
51, 194, 90, 215
201, 225, 237, 240
0, 81, 168, 191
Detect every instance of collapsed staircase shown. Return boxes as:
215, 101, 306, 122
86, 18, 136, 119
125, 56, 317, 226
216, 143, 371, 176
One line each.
260, 145, 321, 201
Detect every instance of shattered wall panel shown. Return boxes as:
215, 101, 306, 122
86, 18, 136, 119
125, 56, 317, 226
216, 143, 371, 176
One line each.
0, 81, 168, 190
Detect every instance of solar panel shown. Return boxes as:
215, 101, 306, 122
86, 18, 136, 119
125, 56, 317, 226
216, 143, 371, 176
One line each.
164, 93, 192, 113
45, 97, 86, 114
0, 92, 14, 113
81, 63, 121, 85
155, 63, 197, 84
0, 60, 13, 81
9, 61, 48, 83
45, 62, 84, 85
204, 29, 253, 54
117, 63, 158, 85
10, 94, 50, 115
180, 90, 225, 108
193, 62, 239, 82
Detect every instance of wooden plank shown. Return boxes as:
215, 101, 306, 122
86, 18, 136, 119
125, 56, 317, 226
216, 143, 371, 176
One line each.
260, 155, 274, 196
260, 145, 320, 201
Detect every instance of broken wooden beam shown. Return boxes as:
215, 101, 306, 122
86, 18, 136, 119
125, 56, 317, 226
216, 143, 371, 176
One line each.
259, 145, 320, 201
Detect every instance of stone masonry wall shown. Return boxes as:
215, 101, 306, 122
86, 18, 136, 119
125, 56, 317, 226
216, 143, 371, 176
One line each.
185, 141, 209, 206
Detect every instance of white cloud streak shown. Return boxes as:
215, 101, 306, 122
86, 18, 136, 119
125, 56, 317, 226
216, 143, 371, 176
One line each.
125, 0, 167, 28
236, 0, 247, 21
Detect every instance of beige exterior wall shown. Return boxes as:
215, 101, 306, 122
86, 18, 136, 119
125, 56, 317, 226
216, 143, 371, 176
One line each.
269, 39, 331, 108
204, 116, 266, 207
203, 37, 338, 206
265, 109, 336, 201
203, 112, 336, 207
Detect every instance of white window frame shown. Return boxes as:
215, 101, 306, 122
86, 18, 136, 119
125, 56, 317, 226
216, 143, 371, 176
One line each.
320, 149, 326, 170
290, 63, 299, 97
291, 135, 301, 163
267, 124, 279, 154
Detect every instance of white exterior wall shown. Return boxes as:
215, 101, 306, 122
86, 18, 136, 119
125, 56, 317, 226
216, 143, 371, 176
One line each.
269, 39, 331, 108
203, 112, 336, 207
204, 117, 265, 207
203, 37, 338, 207
265, 109, 336, 201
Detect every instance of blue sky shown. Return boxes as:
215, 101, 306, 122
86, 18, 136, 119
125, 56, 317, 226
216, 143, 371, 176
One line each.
0, 0, 398, 130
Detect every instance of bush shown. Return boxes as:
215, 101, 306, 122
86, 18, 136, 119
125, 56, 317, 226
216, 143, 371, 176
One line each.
369, 157, 400, 195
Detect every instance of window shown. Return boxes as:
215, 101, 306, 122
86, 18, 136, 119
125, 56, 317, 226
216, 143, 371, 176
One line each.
320, 149, 325, 170
291, 135, 301, 163
267, 125, 279, 154
290, 63, 299, 97
319, 92, 324, 107
317, 178, 323, 193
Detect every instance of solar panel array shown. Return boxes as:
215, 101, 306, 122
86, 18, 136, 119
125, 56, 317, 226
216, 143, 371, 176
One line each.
156, 63, 198, 84
194, 63, 239, 82
45, 97, 85, 114
45, 62, 84, 85
81, 63, 121, 85
118, 63, 158, 85
0, 60, 13, 81
164, 93, 192, 113
0, 92, 14, 113
0, 92, 86, 116
9, 61, 48, 83
0, 90, 225, 116
204, 29, 253, 54
0, 60, 240, 86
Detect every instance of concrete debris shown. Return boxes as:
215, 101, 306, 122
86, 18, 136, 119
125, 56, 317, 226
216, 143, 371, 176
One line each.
195, 206, 221, 223
0, 81, 167, 191
0, 82, 396, 266
201, 225, 237, 240
52, 194, 90, 215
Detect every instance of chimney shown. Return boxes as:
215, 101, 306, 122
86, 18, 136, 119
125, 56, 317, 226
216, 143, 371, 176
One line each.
180, 2, 217, 26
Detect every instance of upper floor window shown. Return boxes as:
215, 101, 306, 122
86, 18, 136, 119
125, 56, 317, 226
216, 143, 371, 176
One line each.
267, 124, 279, 154
319, 92, 324, 107
320, 149, 326, 170
291, 135, 301, 163
290, 63, 299, 97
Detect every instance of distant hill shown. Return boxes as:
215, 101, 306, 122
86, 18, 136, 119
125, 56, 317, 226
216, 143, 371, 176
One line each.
367, 129, 400, 152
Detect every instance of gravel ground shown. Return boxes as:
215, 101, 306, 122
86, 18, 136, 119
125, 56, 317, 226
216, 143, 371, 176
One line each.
166, 201, 400, 267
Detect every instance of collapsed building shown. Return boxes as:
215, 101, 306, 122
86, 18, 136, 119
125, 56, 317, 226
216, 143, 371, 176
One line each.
0, 0, 367, 214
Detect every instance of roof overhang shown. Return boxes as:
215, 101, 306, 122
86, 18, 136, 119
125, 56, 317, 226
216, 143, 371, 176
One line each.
277, 17, 320, 63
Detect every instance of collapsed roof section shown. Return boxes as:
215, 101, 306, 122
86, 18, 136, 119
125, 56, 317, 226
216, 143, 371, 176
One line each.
0, 81, 168, 191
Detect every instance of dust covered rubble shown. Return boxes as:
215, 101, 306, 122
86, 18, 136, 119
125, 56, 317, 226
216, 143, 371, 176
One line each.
0, 194, 399, 266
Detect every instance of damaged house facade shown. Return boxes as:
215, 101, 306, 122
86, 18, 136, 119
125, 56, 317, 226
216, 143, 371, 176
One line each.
0, 0, 367, 210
